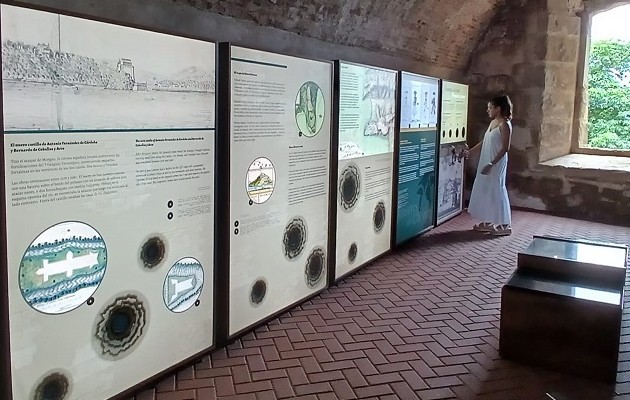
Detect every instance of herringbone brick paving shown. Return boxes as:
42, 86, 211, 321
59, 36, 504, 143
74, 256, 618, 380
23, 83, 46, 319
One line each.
132, 210, 630, 400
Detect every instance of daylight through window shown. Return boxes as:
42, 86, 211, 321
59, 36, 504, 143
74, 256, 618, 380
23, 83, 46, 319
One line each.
586, 5, 630, 151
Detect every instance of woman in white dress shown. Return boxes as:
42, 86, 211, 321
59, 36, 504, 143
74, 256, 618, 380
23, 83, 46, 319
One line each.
465, 95, 513, 236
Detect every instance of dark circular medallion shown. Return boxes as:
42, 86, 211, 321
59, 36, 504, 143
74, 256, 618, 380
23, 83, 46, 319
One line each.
339, 164, 360, 211
348, 243, 358, 264
106, 306, 134, 340
283, 218, 307, 260
250, 278, 267, 306
34, 372, 69, 400
305, 247, 325, 287
373, 201, 386, 233
140, 237, 165, 269
94, 294, 147, 359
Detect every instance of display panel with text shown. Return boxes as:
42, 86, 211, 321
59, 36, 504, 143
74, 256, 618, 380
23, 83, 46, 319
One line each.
396, 73, 439, 245
229, 46, 332, 336
335, 62, 397, 279
437, 81, 469, 224
1, 5, 216, 400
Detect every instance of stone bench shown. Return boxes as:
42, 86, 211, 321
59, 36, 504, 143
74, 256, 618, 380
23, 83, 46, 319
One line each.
499, 236, 628, 384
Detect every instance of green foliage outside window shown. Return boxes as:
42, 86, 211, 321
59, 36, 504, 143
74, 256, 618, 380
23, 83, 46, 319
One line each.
587, 40, 630, 150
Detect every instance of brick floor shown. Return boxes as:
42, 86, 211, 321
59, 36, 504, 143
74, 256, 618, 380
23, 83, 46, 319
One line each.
131, 210, 630, 400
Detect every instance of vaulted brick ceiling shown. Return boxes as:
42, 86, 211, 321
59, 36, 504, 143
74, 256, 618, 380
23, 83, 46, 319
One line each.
173, 0, 508, 70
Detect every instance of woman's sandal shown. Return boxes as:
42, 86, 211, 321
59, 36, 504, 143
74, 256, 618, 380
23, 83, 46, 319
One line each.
473, 222, 493, 232
489, 224, 512, 236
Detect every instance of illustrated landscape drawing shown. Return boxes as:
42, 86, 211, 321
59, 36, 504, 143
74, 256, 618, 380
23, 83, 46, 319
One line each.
339, 65, 396, 160
1, 5, 216, 131
437, 145, 464, 221
246, 157, 276, 204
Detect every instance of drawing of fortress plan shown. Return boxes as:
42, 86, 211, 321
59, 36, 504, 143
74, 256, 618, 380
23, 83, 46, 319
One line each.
37, 250, 99, 282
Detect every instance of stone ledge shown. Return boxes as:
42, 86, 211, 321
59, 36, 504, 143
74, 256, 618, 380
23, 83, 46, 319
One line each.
542, 153, 630, 171
538, 154, 630, 184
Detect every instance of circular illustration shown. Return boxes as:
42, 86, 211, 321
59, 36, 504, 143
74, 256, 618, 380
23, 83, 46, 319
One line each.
32, 371, 70, 400
348, 243, 358, 264
339, 164, 361, 211
94, 293, 147, 359
305, 247, 326, 288
373, 201, 386, 233
140, 236, 166, 269
295, 81, 325, 138
250, 278, 267, 306
283, 217, 308, 260
246, 157, 276, 204
163, 257, 204, 313
18, 221, 107, 315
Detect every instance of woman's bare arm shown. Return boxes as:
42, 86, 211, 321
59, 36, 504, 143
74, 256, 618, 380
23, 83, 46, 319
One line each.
489, 122, 512, 165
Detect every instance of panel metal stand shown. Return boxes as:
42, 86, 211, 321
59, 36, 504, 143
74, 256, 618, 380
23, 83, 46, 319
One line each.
500, 236, 628, 384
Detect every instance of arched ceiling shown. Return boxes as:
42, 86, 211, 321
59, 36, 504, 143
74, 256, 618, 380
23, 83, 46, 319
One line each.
173, 0, 509, 70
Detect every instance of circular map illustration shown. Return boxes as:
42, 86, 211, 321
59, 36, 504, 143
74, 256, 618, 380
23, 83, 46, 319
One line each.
19, 221, 107, 315
295, 81, 325, 138
163, 257, 204, 313
246, 157, 276, 204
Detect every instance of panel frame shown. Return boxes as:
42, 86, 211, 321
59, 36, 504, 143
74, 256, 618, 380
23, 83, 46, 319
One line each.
0, 2, 220, 399
392, 71, 442, 247
435, 78, 469, 227
332, 59, 400, 284
219, 42, 335, 343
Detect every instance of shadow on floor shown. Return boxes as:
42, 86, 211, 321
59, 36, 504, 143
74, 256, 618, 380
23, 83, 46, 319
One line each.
403, 229, 499, 250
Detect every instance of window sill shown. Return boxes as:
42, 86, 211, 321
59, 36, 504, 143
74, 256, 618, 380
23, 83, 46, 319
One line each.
539, 154, 630, 184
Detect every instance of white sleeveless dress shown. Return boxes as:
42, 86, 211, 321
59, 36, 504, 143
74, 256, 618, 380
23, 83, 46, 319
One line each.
468, 122, 512, 225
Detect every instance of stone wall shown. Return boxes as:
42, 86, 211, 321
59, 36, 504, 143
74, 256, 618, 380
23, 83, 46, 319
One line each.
9, 0, 493, 81
466, 0, 630, 225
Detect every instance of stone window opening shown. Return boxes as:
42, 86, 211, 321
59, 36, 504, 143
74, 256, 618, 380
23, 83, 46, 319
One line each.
573, 2, 630, 157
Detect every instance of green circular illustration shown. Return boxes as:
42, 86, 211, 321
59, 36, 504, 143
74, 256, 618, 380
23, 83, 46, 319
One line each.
18, 221, 107, 315
295, 81, 325, 138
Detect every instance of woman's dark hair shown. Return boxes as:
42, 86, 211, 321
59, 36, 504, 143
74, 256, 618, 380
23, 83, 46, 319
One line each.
490, 95, 513, 120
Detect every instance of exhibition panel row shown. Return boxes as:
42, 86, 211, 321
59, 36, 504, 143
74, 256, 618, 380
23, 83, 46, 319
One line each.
0, 4, 469, 400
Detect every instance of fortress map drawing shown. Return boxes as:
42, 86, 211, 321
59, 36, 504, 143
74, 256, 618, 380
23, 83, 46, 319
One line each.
163, 257, 204, 313
18, 221, 107, 314
295, 81, 325, 137
1, 5, 215, 131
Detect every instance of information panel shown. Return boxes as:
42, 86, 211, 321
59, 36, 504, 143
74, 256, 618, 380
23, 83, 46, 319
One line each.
439, 81, 469, 144
2, 5, 215, 400
335, 62, 397, 279
437, 81, 469, 225
396, 72, 439, 245
229, 46, 332, 336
